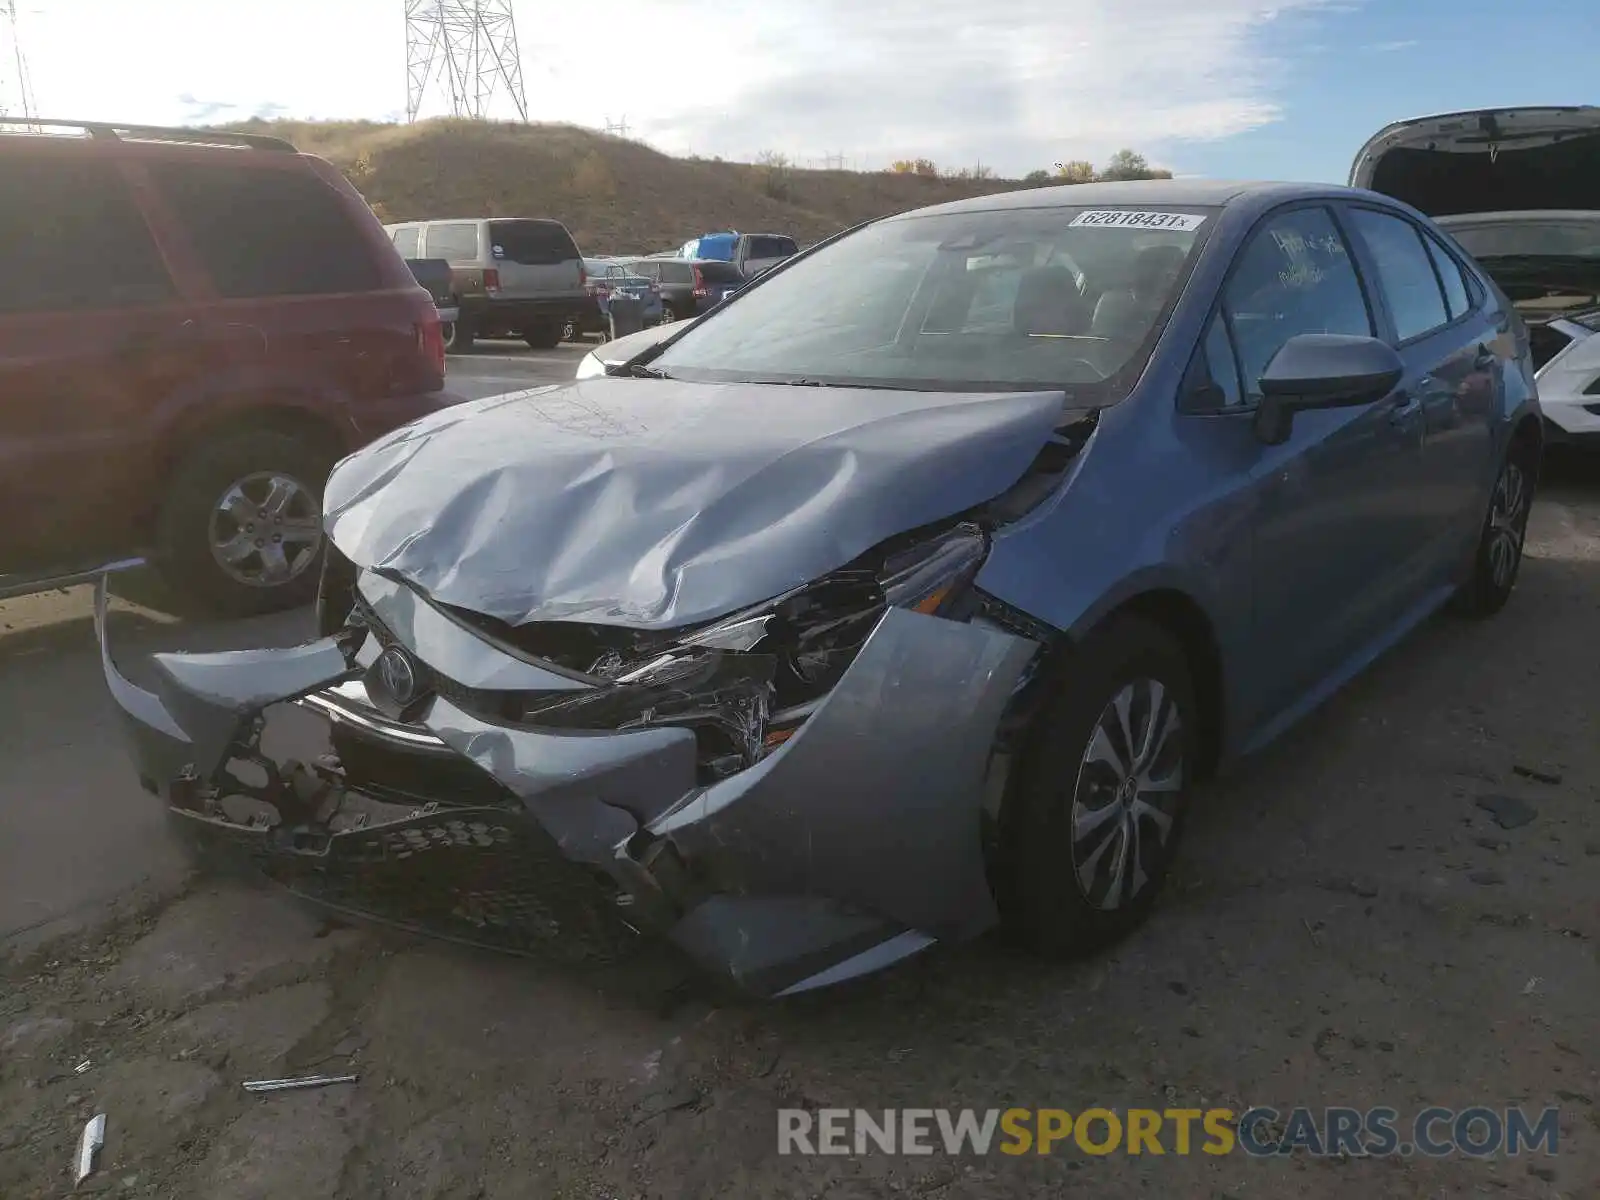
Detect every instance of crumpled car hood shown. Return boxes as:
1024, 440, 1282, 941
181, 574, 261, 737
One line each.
323, 377, 1070, 629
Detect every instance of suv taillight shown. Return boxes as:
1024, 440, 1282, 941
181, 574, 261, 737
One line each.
417, 311, 445, 378
692, 266, 708, 298
484, 268, 501, 294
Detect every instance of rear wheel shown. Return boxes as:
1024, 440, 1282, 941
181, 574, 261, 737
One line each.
1454, 440, 1536, 618
660, 304, 678, 324
997, 616, 1197, 958
153, 429, 333, 617
523, 321, 561, 350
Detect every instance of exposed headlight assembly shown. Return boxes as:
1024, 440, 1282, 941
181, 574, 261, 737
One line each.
574, 350, 606, 380
512, 523, 990, 774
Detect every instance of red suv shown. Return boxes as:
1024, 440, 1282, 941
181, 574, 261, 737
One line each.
0, 120, 449, 615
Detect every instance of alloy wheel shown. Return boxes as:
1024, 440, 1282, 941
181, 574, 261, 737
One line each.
1070, 678, 1185, 911
208, 471, 323, 589
1486, 459, 1530, 591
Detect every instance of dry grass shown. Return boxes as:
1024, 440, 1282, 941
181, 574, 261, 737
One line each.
225, 117, 1028, 254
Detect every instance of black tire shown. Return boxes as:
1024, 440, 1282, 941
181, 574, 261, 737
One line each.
443, 315, 475, 354
523, 321, 561, 350
660, 304, 678, 324
153, 429, 334, 618
996, 615, 1198, 958
1453, 439, 1536, 619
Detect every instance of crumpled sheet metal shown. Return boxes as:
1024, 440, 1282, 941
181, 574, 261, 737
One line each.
321, 377, 1068, 630
649, 605, 1037, 941
356, 570, 591, 692
95, 578, 357, 784
422, 695, 694, 863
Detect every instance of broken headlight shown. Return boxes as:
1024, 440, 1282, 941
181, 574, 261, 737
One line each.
512, 523, 988, 775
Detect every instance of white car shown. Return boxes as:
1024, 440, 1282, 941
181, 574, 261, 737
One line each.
1352, 107, 1600, 451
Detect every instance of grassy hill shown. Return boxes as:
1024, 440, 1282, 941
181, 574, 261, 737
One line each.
228, 118, 1027, 255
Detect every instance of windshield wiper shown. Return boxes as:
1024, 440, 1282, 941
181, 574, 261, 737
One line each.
627, 363, 671, 379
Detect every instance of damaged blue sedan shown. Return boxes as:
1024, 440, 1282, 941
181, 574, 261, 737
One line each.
100, 179, 1543, 997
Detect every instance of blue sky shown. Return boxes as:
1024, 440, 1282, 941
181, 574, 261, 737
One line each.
2, 0, 1592, 180
1186, 0, 1597, 182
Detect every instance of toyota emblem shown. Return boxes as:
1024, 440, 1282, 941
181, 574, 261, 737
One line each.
375, 646, 419, 706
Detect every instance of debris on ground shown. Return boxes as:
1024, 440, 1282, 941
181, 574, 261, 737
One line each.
74, 1112, 105, 1187
1476, 793, 1538, 830
1512, 763, 1563, 786
241, 1073, 358, 1094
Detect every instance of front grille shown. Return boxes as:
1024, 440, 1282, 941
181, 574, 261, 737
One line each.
179, 804, 641, 962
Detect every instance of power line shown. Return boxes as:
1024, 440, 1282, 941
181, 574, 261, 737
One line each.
405, 0, 528, 123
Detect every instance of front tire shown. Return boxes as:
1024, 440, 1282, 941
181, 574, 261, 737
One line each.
997, 616, 1197, 958
153, 430, 332, 618
1454, 442, 1536, 618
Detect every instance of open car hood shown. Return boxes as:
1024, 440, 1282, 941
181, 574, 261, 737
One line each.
322, 377, 1073, 629
1350, 106, 1600, 217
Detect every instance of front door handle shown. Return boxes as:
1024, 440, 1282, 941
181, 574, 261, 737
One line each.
1388, 393, 1423, 424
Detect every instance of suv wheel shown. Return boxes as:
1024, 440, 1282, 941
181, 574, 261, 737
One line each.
154, 429, 332, 617
523, 321, 561, 350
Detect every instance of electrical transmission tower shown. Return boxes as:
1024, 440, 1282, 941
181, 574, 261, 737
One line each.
0, 0, 38, 123
405, 0, 528, 123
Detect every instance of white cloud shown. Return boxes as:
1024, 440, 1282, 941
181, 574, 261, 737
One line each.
10, 0, 1360, 174
1365, 39, 1419, 52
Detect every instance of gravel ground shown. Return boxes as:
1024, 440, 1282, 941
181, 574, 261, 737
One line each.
1, 465, 1596, 1200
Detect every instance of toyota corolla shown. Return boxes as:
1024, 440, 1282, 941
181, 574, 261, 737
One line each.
99, 178, 1542, 998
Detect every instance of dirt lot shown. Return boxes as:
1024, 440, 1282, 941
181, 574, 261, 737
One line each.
2, 466, 1597, 1200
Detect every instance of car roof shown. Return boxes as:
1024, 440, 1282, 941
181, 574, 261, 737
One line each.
892, 178, 1343, 220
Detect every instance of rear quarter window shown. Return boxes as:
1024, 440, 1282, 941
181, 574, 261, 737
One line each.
747, 236, 797, 258
391, 226, 421, 257
488, 220, 580, 265
424, 223, 481, 262
147, 161, 384, 299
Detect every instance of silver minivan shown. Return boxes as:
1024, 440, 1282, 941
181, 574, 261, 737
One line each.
385, 217, 588, 352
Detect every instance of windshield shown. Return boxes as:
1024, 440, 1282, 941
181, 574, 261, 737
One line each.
1447, 220, 1600, 260
650, 205, 1215, 394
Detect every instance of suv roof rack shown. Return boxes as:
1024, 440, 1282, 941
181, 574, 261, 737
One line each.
2, 118, 297, 152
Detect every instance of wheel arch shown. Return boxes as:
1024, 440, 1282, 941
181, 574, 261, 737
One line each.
162, 399, 351, 484
1025, 587, 1226, 783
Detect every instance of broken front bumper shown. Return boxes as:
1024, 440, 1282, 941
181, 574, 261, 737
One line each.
96, 578, 1037, 997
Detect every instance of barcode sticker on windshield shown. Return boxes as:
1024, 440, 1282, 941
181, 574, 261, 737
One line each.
1069, 210, 1207, 231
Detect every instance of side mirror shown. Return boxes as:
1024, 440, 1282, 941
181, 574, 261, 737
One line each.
1254, 333, 1404, 446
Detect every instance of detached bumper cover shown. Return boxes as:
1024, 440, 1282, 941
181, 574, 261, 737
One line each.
96, 580, 1035, 996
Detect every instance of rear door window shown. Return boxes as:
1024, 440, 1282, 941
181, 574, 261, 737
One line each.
1422, 234, 1471, 319
391, 226, 421, 257
0, 158, 175, 313
1347, 208, 1450, 341
148, 161, 383, 299
487, 220, 579, 265
661, 262, 693, 285
424, 223, 481, 263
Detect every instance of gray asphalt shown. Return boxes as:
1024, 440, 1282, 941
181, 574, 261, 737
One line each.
443, 338, 591, 400
0, 340, 586, 946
